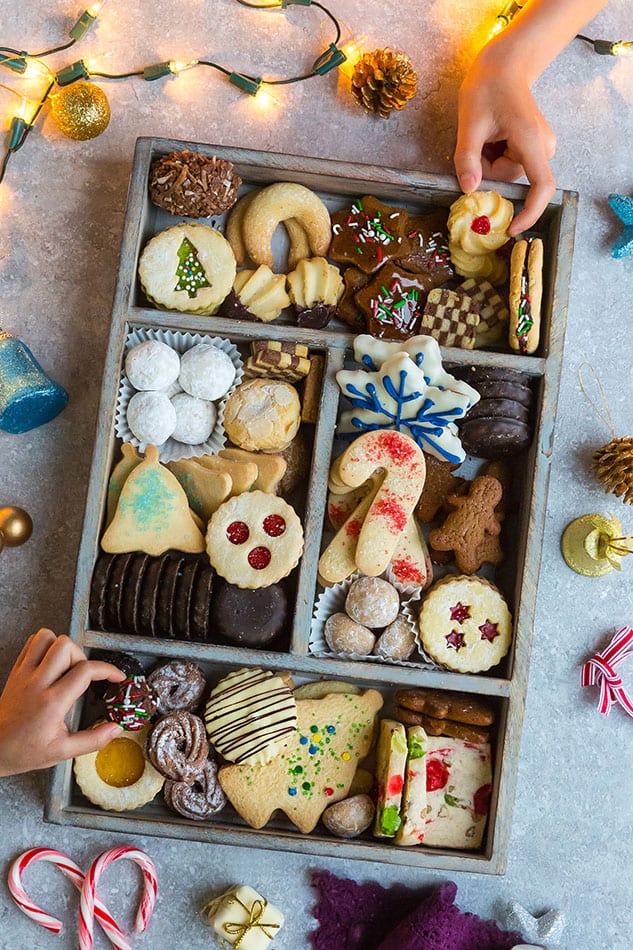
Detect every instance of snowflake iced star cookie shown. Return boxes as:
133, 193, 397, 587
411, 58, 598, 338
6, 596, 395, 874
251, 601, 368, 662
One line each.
418, 574, 513, 672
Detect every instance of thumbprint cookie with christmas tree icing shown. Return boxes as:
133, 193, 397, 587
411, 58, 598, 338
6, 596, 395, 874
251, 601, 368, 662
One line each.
138, 222, 236, 314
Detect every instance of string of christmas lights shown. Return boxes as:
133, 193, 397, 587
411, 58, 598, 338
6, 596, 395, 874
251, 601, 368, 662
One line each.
0, 0, 354, 184
490, 0, 632, 54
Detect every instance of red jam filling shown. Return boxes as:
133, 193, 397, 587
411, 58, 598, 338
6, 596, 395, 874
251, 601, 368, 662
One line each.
248, 546, 271, 570
263, 514, 286, 537
426, 758, 450, 791
449, 602, 471, 623
226, 521, 249, 545
479, 620, 500, 642
445, 630, 466, 651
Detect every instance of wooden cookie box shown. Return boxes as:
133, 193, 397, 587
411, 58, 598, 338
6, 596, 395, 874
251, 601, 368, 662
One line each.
48, 137, 577, 874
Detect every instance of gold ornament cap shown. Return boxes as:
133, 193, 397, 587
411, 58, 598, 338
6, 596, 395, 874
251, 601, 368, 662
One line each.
561, 513, 632, 576
0, 506, 33, 553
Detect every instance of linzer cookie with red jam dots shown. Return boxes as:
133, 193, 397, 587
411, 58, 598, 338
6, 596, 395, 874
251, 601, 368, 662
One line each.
429, 475, 504, 574
420, 287, 481, 349
418, 574, 513, 673
329, 196, 411, 274
206, 491, 304, 588
218, 688, 383, 833
509, 237, 543, 354
373, 719, 408, 838
354, 264, 430, 340
396, 210, 455, 287
422, 736, 492, 850
205, 668, 298, 766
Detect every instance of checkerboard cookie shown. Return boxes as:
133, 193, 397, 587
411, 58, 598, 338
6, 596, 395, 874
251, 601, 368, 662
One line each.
421, 288, 481, 349
456, 278, 509, 346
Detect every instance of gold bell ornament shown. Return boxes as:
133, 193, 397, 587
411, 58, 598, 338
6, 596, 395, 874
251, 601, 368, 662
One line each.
351, 48, 418, 119
0, 506, 33, 555
50, 81, 110, 141
561, 513, 633, 577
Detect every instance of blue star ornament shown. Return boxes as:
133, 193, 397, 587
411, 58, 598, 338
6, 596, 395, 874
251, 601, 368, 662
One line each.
608, 194, 633, 259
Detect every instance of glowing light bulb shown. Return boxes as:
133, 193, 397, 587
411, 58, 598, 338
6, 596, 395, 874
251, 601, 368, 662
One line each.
253, 87, 280, 109
168, 59, 199, 74
337, 37, 365, 77
23, 59, 53, 80
16, 97, 37, 125
611, 41, 633, 56
489, 1, 525, 39
86, 0, 106, 16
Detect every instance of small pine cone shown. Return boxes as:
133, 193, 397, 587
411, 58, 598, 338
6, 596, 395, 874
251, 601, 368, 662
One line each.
593, 436, 633, 504
351, 48, 418, 119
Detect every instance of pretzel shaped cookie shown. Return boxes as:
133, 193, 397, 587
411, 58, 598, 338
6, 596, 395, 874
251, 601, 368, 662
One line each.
336, 431, 426, 577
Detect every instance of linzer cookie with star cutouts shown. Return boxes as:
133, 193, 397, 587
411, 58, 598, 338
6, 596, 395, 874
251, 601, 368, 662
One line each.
417, 574, 512, 673
396, 210, 455, 287
509, 237, 543, 354
420, 288, 481, 349
354, 264, 430, 340
329, 196, 411, 274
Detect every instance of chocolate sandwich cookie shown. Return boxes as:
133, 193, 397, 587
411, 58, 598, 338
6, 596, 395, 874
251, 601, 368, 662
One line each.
210, 579, 289, 647
171, 559, 199, 640
468, 379, 534, 407
137, 555, 166, 637
120, 553, 149, 634
460, 417, 532, 459
154, 555, 184, 639
189, 560, 214, 642
104, 552, 134, 632
466, 397, 530, 425
458, 365, 533, 387
89, 553, 116, 630
396, 210, 455, 287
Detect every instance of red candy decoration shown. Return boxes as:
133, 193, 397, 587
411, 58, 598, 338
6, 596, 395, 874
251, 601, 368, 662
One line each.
324, 787, 334, 797
426, 758, 449, 791
248, 546, 271, 570
470, 215, 491, 235
226, 521, 249, 545
388, 774, 404, 796
263, 514, 286, 537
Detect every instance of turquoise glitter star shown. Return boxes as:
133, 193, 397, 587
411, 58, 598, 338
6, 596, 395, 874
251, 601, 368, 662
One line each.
608, 194, 633, 259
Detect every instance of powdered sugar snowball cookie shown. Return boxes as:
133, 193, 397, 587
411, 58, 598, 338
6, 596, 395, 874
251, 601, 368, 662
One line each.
170, 392, 217, 444
178, 343, 236, 401
206, 490, 304, 588
325, 613, 376, 655
125, 339, 181, 391
373, 613, 417, 661
223, 379, 301, 452
345, 576, 400, 628
418, 574, 512, 672
138, 222, 236, 314
126, 390, 177, 445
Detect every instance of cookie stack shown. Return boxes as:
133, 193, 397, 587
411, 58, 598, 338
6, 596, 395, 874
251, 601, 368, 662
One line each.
457, 366, 534, 458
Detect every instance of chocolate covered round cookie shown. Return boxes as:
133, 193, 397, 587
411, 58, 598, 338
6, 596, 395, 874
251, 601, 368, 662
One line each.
459, 417, 532, 459
210, 579, 289, 646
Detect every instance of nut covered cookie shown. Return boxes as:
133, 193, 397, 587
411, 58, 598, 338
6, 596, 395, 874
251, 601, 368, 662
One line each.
418, 574, 513, 672
206, 490, 304, 588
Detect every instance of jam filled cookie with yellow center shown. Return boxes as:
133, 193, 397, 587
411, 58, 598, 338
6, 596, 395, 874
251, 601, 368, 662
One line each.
74, 724, 164, 811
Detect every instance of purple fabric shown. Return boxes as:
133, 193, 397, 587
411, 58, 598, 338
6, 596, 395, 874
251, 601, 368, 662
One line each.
310, 872, 523, 950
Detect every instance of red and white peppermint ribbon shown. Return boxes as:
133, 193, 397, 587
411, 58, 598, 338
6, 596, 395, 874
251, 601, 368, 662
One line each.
581, 625, 633, 717
7, 847, 129, 947
79, 846, 158, 950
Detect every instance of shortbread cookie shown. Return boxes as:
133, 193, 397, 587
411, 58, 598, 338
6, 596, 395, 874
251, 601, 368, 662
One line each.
421, 288, 480, 349
449, 243, 508, 286
423, 736, 492, 850
509, 237, 543, 354
395, 725, 428, 846
448, 190, 513, 254
74, 724, 164, 812
396, 210, 455, 286
167, 457, 232, 522
287, 257, 344, 329
205, 668, 297, 765
106, 443, 141, 525
218, 689, 383, 833
206, 490, 304, 588
195, 454, 258, 495
242, 182, 331, 268
293, 680, 361, 701
355, 264, 431, 340
457, 278, 509, 346
223, 379, 301, 452
219, 447, 287, 494
245, 340, 311, 381
373, 719, 408, 838
329, 196, 411, 274
429, 475, 504, 574
138, 223, 236, 314
101, 446, 205, 556
225, 189, 257, 266
319, 476, 383, 585
418, 574, 513, 672
223, 265, 290, 323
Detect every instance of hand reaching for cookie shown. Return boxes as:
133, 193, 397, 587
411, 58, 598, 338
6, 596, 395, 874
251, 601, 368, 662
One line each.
0, 629, 125, 777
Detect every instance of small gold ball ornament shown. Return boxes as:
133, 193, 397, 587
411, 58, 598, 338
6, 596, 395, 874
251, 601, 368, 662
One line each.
50, 81, 110, 141
0, 506, 33, 554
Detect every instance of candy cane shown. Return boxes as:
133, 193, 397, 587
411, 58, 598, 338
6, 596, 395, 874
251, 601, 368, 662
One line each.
79, 847, 157, 950
8, 848, 130, 948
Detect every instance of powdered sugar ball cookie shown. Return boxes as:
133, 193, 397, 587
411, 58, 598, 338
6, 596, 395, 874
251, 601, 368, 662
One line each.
325, 613, 376, 655
345, 576, 400, 628
373, 613, 416, 661
127, 390, 176, 445
178, 343, 236, 401
223, 379, 300, 452
171, 392, 217, 444
125, 340, 180, 391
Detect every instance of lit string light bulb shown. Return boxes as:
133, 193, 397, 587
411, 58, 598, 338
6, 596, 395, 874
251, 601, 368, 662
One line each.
577, 35, 633, 56
489, 1, 525, 38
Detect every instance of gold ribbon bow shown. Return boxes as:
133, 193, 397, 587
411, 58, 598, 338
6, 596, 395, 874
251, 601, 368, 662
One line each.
201, 892, 281, 948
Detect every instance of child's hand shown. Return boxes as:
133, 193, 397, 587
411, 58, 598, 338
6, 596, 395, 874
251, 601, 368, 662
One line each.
0, 629, 126, 777
454, 44, 557, 236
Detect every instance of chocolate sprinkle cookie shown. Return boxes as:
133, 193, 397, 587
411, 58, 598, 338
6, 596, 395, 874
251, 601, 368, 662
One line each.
149, 150, 241, 218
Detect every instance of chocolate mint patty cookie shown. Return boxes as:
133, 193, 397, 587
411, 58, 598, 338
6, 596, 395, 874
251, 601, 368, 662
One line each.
210, 579, 289, 646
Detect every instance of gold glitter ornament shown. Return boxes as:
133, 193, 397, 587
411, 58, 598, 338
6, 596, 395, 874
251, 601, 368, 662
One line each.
50, 82, 110, 141
561, 513, 633, 576
351, 48, 418, 119
0, 506, 33, 555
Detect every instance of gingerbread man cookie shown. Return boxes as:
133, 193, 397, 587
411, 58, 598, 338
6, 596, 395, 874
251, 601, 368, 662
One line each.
429, 475, 503, 574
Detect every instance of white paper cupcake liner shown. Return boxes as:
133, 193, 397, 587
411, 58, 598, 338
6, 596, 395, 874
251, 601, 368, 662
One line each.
310, 571, 436, 669
115, 326, 244, 463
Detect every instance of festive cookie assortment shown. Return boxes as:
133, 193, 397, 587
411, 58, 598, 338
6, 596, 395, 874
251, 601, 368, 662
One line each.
49, 139, 577, 875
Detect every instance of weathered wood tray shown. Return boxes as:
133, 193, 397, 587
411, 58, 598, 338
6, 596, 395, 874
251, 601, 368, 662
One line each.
47, 137, 577, 874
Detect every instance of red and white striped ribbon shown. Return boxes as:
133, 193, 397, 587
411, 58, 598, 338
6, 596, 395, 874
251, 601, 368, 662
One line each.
581, 625, 633, 717
7, 847, 129, 947
79, 846, 158, 950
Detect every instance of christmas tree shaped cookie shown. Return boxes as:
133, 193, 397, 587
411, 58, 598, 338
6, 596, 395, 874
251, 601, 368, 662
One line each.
102, 445, 205, 556
174, 236, 211, 299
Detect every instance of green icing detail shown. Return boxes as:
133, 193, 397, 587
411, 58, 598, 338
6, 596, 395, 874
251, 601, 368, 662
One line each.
119, 468, 179, 531
444, 793, 459, 808
380, 805, 401, 836
393, 731, 408, 754
408, 738, 426, 760
174, 236, 211, 299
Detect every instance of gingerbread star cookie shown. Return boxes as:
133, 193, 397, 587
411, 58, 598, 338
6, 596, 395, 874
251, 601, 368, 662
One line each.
329, 196, 411, 274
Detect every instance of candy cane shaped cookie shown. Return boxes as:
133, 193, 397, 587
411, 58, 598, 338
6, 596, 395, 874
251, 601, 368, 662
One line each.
8, 848, 129, 948
79, 847, 157, 950
337, 431, 426, 577
319, 474, 383, 585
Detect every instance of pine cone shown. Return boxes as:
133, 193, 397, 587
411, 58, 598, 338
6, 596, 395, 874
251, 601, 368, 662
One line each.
351, 48, 418, 119
593, 436, 633, 504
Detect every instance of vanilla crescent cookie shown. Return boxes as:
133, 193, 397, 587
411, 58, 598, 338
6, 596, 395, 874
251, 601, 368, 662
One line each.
448, 190, 514, 254
242, 182, 331, 269
206, 490, 304, 588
